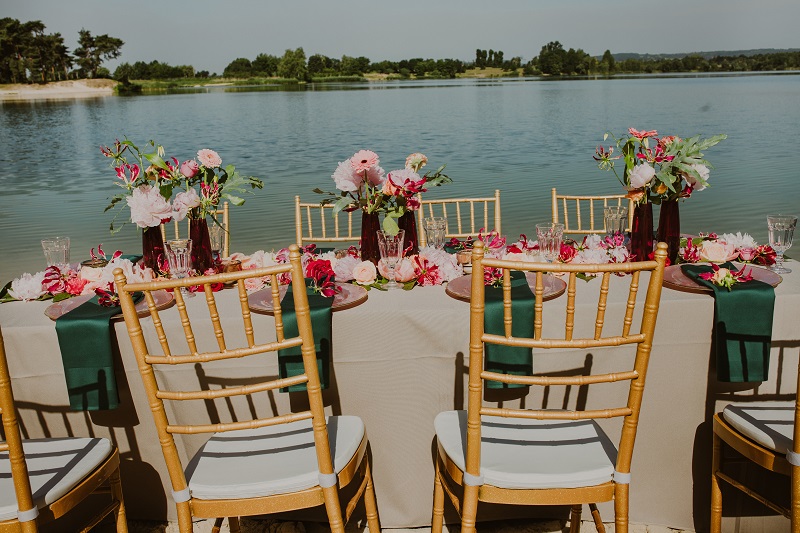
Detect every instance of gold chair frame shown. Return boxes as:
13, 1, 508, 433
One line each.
551, 188, 634, 235
0, 327, 128, 533
295, 196, 360, 246
161, 202, 230, 258
417, 190, 501, 247
432, 241, 668, 533
114, 245, 379, 533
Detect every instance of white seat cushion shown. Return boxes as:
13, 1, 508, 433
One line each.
0, 437, 113, 521
434, 410, 617, 489
722, 401, 795, 455
186, 415, 365, 500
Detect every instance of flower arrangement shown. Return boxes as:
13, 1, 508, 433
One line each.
594, 128, 727, 205
317, 150, 450, 234
101, 139, 263, 232
698, 263, 754, 291
678, 232, 776, 265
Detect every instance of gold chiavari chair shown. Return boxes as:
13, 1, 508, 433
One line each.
295, 196, 361, 246
114, 245, 380, 533
417, 189, 501, 247
551, 188, 634, 236
431, 241, 668, 533
161, 202, 231, 258
0, 326, 128, 532
711, 384, 800, 530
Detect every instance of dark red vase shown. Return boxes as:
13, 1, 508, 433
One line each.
398, 211, 419, 255
630, 202, 654, 262
142, 226, 165, 271
360, 211, 381, 265
190, 218, 214, 273
657, 199, 680, 264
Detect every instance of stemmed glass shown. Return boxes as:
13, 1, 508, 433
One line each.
536, 223, 564, 263
165, 239, 194, 297
377, 229, 405, 290
208, 222, 226, 261
767, 214, 797, 274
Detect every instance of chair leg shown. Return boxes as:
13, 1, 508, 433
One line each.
589, 503, 606, 533
176, 501, 193, 533
710, 432, 723, 533
211, 517, 224, 533
363, 458, 381, 533
431, 455, 446, 533
110, 467, 129, 533
228, 516, 241, 533
614, 482, 630, 533
321, 484, 346, 533
460, 484, 480, 533
792, 465, 799, 533
569, 504, 583, 533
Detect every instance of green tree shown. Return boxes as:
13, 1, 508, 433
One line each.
277, 47, 308, 80
538, 41, 565, 75
223, 57, 252, 78
73, 29, 123, 78
252, 53, 279, 76
601, 49, 616, 73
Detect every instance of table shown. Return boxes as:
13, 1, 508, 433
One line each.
2, 263, 799, 531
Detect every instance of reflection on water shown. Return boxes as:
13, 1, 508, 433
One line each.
1, 74, 799, 279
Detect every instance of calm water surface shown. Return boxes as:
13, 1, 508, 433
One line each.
1, 74, 799, 279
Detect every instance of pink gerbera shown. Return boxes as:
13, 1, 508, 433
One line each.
350, 150, 380, 172
197, 149, 222, 168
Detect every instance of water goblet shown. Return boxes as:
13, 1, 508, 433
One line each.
424, 217, 447, 249
536, 223, 564, 263
377, 229, 405, 290
208, 222, 226, 260
604, 206, 628, 237
41, 236, 71, 271
767, 214, 797, 274
165, 239, 194, 297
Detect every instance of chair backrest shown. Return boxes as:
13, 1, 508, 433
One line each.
295, 195, 361, 246
464, 241, 668, 483
551, 188, 634, 235
417, 189, 501, 247
113, 245, 336, 499
0, 326, 37, 527
161, 202, 230, 257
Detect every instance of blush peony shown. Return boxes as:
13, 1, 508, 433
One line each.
352, 261, 377, 284
126, 185, 173, 228
332, 160, 364, 192
629, 163, 656, 189
9, 272, 46, 301
172, 188, 201, 221
699, 240, 737, 263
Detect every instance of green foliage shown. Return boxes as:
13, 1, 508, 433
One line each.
277, 47, 308, 81
74, 29, 123, 79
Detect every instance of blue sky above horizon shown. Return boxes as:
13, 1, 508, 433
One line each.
2, 0, 798, 74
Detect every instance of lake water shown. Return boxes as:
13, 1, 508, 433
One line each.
2, 73, 799, 280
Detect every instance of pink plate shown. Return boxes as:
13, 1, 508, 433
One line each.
45, 290, 174, 321
445, 272, 567, 303
662, 264, 782, 294
247, 283, 368, 315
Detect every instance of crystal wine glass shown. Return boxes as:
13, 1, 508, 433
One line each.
377, 229, 405, 290
767, 214, 797, 274
165, 239, 194, 297
536, 222, 564, 263
208, 222, 226, 261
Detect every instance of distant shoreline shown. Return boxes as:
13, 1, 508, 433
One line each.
0, 79, 116, 101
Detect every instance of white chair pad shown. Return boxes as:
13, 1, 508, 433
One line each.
434, 410, 617, 489
186, 415, 365, 500
722, 401, 795, 455
0, 437, 113, 522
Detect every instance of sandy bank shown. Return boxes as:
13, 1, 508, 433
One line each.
0, 79, 117, 101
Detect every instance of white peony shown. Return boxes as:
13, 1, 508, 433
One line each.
172, 188, 201, 221
683, 163, 710, 192
419, 246, 463, 282
629, 163, 656, 189
127, 185, 173, 228
9, 272, 46, 301
719, 232, 757, 250
333, 255, 360, 282
80, 258, 155, 295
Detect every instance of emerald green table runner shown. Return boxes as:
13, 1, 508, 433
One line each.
55, 292, 142, 411
484, 271, 535, 389
681, 263, 775, 382
277, 280, 332, 392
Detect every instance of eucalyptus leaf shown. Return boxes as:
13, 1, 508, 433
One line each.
382, 216, 399, 235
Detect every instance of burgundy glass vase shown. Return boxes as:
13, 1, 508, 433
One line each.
190, 218, 214, 273
398, 211, 419, 255
657, 199, 680, 264
141, 226, 165, 271
630, 202, 654, 262
360, 211, 381, 265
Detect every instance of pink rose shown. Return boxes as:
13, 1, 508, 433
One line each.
352, 261, 377, 285
197, 149, 222, 168
629, 163, 656, 189
699, 240, 736, 263
180, 159, 199, 178
65, 276, 89, 296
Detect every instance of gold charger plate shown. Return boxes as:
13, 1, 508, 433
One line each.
662, 263, 783, 295
247, 282, 368, 315
45, 290, 174, 321
445, 272, 567, 303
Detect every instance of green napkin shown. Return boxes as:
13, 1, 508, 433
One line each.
277, 279, 332, 392
681, 263, 775, 382
484, 271, 535, 389
55, 293, 141, 411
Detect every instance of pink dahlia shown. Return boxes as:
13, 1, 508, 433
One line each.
350, 150, 380, 172
197, 149, 222, 168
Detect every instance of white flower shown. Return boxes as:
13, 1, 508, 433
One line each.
9, 272, 46, 301
629, 163, 656, 189
573, 248, 608, 264
719, 232, 757, 250
352, 261, 377, 284
419, 246, 463, 281
126, 185, 173, 228
333, 255, 360, 282
172, 188, 201, 221
607, 246, 630, 263
80, 258, 154, 295
699, 240, 736, 263
582, 234, 603, 250
684, 163, 710, 192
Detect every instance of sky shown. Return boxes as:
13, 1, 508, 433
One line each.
2, 0, 799, 75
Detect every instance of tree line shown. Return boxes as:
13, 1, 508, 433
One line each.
0, 17, 123, 83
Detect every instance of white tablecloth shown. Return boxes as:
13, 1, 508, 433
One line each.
2, 263, 799, 530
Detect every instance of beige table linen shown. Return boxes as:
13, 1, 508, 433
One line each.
1, 264, 799, 531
